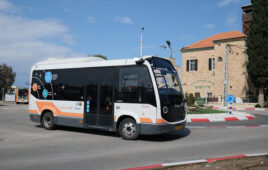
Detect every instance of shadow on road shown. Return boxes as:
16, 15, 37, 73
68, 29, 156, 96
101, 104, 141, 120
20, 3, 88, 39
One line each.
35, 124, 118, 137
139, 128, 191, 142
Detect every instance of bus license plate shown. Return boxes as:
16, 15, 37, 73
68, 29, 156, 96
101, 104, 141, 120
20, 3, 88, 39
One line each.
175, 125, 183, 130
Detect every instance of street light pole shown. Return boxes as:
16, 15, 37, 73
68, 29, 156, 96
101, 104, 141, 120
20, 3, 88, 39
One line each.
166, 40, 172, 59
140, 27, 144, 58
223, 44, 229, 107
2, 88, 4, 102
205, 75, 208, 104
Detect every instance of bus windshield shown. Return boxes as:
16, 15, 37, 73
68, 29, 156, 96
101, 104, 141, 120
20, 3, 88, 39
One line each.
148, 57, 185, 122
149, 58, 183, 97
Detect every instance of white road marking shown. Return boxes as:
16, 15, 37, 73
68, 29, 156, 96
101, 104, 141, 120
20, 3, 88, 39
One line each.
162, 159, 207, 166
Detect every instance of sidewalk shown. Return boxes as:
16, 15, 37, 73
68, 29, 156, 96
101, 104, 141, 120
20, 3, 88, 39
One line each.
187, 111, 255, 122
213, 106, 268, 111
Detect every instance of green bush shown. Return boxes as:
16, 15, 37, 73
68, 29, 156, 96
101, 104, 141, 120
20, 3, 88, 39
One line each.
185, 93, 195, 106
255, 104, 261, 108
197, 98, 206, 106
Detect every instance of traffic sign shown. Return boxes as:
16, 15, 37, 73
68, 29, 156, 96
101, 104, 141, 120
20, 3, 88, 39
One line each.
226, 95, 235, 104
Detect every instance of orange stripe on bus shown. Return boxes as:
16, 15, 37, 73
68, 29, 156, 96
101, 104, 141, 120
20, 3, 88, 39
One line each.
114, 116, 116, 121
156, 118, 167, 124
35, 101, 83, 118
29, 110, 38, 114
140, 118, 153, 123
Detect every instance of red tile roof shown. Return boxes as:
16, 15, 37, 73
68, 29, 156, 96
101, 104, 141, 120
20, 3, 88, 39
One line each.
182, 30, 246, 50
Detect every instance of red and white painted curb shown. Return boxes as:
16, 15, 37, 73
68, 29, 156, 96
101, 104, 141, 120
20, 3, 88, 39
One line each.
187, 111, 255, 123
213, 107, 268, 111
187, 124, 268, 129
122, 153, 268, 170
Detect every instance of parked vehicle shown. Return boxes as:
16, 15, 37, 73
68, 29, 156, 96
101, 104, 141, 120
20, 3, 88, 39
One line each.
16, 88, 29, 104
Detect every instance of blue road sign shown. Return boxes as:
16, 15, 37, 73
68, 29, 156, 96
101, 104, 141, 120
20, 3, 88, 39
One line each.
226, 95, 235, 104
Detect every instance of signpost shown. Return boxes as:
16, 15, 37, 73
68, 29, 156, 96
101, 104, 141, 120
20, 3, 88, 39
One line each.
226, 95, 235, 114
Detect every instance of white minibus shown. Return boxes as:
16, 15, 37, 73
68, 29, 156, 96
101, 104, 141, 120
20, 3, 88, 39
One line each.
29, 56, 186, 140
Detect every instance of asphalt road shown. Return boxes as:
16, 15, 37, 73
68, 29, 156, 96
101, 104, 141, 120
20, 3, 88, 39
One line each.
0, 103, 268, 170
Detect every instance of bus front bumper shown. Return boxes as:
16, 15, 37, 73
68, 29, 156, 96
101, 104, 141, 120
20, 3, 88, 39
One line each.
29, 114, 41, 123
139, 121, 186, 135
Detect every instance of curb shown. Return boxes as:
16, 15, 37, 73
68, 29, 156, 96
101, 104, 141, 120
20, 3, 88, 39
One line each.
186, 115, 254, 123
187, 124, 268, 129
213, 107, 268, 111
122, 153, 268, 170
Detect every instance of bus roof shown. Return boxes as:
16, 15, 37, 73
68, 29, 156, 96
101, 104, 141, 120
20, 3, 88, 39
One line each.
32, 55, 164, 70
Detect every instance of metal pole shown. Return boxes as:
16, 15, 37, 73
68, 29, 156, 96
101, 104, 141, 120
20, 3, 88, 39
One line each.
140, 27, 144, 58
205, 76, 208, 104
223, 44, 229, 107
169, 47, 173, 59
166, 41, 172, 59
2, 88, 4, 102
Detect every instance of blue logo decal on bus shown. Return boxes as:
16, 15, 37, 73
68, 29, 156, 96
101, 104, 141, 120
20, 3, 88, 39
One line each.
86, 100, 90, 112
42, 89, 48, 98
45, 72, 52, 83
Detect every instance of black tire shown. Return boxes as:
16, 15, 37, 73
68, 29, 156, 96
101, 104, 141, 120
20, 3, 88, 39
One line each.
118, 118, 139, 140
41, 112, 55, 130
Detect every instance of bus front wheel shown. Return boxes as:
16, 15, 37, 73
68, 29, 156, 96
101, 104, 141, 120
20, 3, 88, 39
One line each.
41, 112, 55, 130
119, 118, 139, 140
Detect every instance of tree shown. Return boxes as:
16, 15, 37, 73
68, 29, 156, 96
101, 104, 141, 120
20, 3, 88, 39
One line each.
246, 0, 268, 107
185, 93, 195, 106
88, 54, 108, 60
0, 64, 16, 92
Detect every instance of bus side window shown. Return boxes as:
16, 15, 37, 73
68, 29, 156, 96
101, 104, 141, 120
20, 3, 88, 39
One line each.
117, 66, 156, 106
118, 68, 139, 103
139, 67, 156, 106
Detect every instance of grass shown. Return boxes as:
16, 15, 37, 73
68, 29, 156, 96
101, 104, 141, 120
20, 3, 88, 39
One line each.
188, 107, 227, 114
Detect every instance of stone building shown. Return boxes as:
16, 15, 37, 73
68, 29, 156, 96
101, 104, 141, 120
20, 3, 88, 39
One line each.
180, 30, 248, 101
242, 5, 252, 35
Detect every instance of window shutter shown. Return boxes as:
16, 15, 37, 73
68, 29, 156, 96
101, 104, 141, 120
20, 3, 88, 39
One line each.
195, 59, 198, 71
186, 60, 189, 71
209, 58, 212, 70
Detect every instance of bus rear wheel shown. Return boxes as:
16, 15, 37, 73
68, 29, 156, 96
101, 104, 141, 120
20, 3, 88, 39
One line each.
119, 118, 139, 140
41, 112, 55, 130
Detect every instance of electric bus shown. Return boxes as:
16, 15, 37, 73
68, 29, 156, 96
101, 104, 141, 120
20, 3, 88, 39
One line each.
16, 88, 29, 104
29, 56, 186, 140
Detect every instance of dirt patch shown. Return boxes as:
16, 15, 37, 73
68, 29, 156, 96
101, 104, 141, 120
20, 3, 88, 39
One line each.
0, 139, 4, 142
153, 156, 268, 170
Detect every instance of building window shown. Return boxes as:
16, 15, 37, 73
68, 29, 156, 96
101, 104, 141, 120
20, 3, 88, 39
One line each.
186, 59, 198, 71
207, 92, 212, 98
209, 58, 215, 71
195, 92, 200, 99
218, 56, 223, 62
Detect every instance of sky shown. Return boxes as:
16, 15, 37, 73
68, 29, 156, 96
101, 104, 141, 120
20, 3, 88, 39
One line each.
0, 0, 251, 87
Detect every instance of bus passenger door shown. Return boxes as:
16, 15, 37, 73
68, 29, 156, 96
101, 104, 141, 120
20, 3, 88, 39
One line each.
84, 68, 115, 130
84, 69, 98, 126
98, 68, 114, 129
